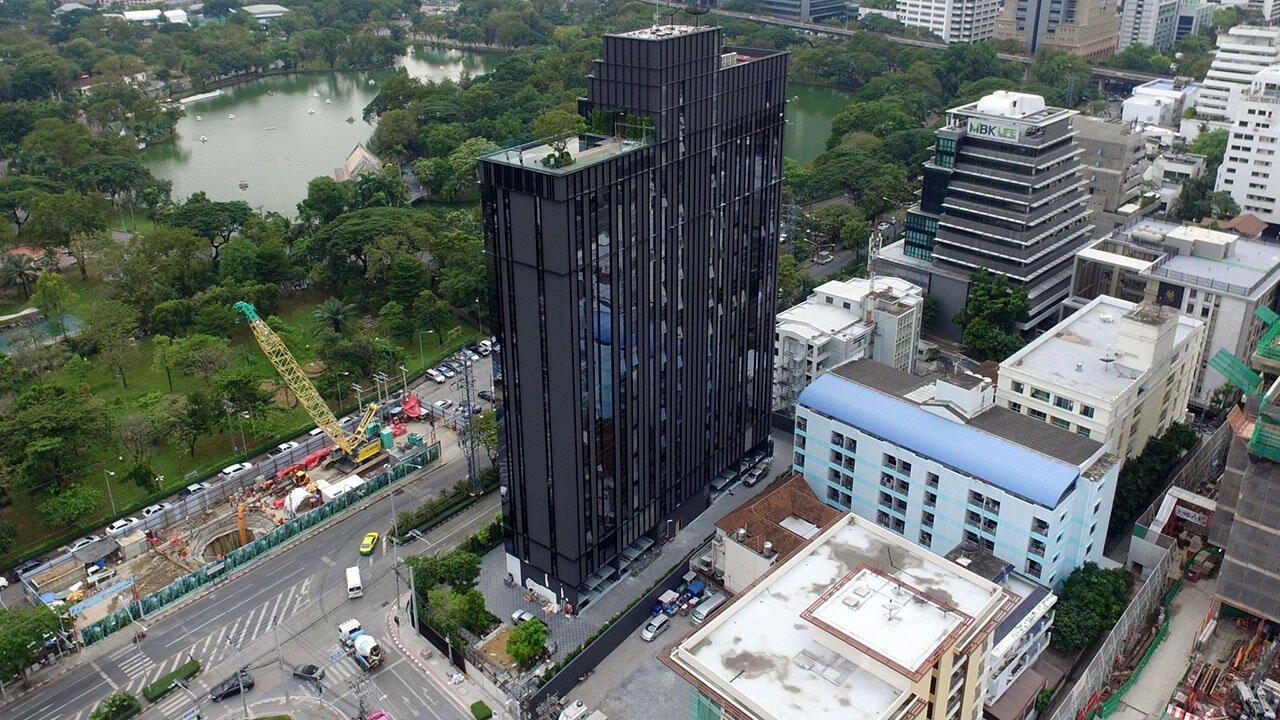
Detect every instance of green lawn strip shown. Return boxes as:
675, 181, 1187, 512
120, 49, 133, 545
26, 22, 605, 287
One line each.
471, 701, 493, 720
142, 659, 201, 702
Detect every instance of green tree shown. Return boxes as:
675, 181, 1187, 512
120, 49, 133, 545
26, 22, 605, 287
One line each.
437, 550, 481, 590
1051, 563, 1133, 651
777, 254, 816, 306
313, 297, 358, 335
148, 299, 195, 338
951, 269, 1029, 361
1188, 129, 1228, 172
29, 271, 76, 339
0, 175, 65, 232
506, 619, 547, 668
0, 606, 63, 683
24, 192, 111, 280
444, 137, 497, 202
0, 253, 40, 299
299, 176, 355, 226
0, 520, 16, 555
412, 289, 451, 339
86, 300, 139, 388
369, 108, 418, 158
87, 690, 141, 720
533, 107, 587, 154
37, 482, 100, 525
171, 333, 234, 383
167, 193, 253, 268
0, 383, 109, 491
378, 300, 412, 339
473, 410, 498, 462
172, 391, 220, 457
386, 255, 427, 301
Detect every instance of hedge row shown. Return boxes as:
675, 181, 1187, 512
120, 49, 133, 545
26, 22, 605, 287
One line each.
394, 466, 500, 540
471, 701, 493, 719
142, 659, 201, 702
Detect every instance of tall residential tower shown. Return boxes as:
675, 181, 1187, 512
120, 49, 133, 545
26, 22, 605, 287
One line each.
479, 26, 787, 605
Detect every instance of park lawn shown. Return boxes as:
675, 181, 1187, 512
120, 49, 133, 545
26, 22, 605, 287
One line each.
1, 284, 485, 565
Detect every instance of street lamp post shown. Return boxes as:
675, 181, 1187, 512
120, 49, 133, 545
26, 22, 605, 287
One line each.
103, 469, 118, 517
417, 330, 436, 364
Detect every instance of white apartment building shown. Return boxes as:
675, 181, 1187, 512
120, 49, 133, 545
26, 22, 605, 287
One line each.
895, 0, 1002, 43
1119, 0, 1179, 51
1122, 78, 1201, 128
999, 296, 1204, 459
1189, 26, 1280, 135
794, 359, 1120, 588
1066, 221, 1280, 408
773, 276, 923, 412
1217, 66, 1280, 225
668, 512, 1014, 720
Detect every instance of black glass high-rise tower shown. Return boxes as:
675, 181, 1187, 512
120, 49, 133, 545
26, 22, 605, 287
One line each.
479, 26, 787, 605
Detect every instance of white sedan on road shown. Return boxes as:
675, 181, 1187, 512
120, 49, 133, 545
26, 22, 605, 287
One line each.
105, 517, 141, 536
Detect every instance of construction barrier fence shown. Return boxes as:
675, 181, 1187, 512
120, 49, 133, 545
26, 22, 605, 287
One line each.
80, 443, 441, 646
1046, 539, 1176, 720
1096, 580, 1184, 717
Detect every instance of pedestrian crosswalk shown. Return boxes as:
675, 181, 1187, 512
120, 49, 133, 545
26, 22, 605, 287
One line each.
188, 576, 313, 665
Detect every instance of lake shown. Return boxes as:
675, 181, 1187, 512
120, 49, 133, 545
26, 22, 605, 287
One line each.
144, 46, 849, 216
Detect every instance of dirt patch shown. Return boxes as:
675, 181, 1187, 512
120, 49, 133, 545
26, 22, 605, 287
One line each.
480, 625, 519, 674
130, 547, 199, 595
302, 360, 326, 378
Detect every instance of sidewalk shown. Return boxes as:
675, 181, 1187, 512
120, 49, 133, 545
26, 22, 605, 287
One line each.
384, 595, 511, 720
1110, 578, 1215, 720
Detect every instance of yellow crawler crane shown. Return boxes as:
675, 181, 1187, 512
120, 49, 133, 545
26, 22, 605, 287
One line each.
234, 301, 382, 464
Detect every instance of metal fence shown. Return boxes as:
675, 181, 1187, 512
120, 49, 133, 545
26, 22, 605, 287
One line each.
1045, 541, 1176, 720
79, 442, 441, 647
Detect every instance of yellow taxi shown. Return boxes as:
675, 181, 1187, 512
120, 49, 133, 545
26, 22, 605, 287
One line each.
359, 532, 379, 555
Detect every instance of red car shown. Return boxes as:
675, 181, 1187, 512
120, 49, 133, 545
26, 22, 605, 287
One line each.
367, 713, 390, 720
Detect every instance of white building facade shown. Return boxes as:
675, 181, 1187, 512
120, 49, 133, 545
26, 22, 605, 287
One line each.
895, 0, 1002, 42
999, 296, 1204, 459
1119, 0, 1179, 51
1217, 66, 1280, 225
773, 276, 923, 412
1190, 26, 1280, 134
1122, 78, 1201, 128
794, 359, 1120, 589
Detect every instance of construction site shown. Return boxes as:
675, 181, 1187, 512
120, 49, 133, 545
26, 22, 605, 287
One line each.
21, 300, 480, 653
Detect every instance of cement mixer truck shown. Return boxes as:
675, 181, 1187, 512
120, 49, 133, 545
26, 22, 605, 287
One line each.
337, 618, 384, 670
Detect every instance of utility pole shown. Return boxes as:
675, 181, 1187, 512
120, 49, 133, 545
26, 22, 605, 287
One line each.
459, 358, 481, 494
272, 615, 289, 703
389, 488, 402, 624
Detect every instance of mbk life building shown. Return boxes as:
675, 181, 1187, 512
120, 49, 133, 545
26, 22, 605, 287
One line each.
880, 91, 1093, 339
479, 26, 787, 605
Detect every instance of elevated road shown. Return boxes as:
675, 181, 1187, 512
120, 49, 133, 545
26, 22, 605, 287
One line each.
657, 1, 1166, 88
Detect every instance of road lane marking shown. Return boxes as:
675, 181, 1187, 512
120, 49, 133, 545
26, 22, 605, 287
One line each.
90, 662, 118, 690
320, 555, 335, 567
281, 585, 297, 620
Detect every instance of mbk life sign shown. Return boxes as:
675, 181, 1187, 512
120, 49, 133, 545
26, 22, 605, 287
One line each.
966, 119, 1020, 142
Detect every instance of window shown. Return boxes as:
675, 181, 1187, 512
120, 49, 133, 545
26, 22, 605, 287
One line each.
883, 453, 897, 469
1009, 401, 1022, 413
880, 492, 893, 509
880, 472, 894, 488
966, 510, 981, 527
899, 460, 912, 475
1032, 517, 1049, 535
920, 530, 933, 547
1026, 559, 1042, 578
1011, 381, 1025, 394
831, 431, 845, 447
1031, 388, 1050, 401
796, 436, 806, 449
794, 451, 804, 466
877, 510, 891, 528
1077, 427, 1091, 438
1053, 396, 1074, 411
796, 417, 807, 431
827, 486, 840, 503
1050, 416, 1071, 429
926, 472, 939, 489
1029, 408, 1047, 421
922, 510, 935, 527
925, 491, 937, 507
968, 490, 984, 506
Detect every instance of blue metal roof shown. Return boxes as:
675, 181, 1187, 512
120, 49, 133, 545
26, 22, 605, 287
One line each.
798, 373, 1079, 508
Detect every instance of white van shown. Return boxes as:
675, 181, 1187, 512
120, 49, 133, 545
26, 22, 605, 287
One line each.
691, 592, 725, 625
640, 614, 670, 641
345, 566, 363, 599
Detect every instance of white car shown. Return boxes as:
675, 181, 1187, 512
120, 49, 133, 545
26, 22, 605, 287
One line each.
308, 426, 326, 436
220, 462, 254, 477
68, 535, 102, 552
815, 251, 834, 265
180, 482, 212, 497
433, 399, 454, 411
140, 503, 172, 519
105, 518, 141, 536
268, 441, 299, 457
427, 369, 446, 384
435, 365, 456, 379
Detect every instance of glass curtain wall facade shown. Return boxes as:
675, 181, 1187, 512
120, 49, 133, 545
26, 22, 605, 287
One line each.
480, 27, 787, 604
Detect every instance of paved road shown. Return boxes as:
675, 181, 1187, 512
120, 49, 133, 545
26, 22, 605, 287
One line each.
5, 439, 479, 720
